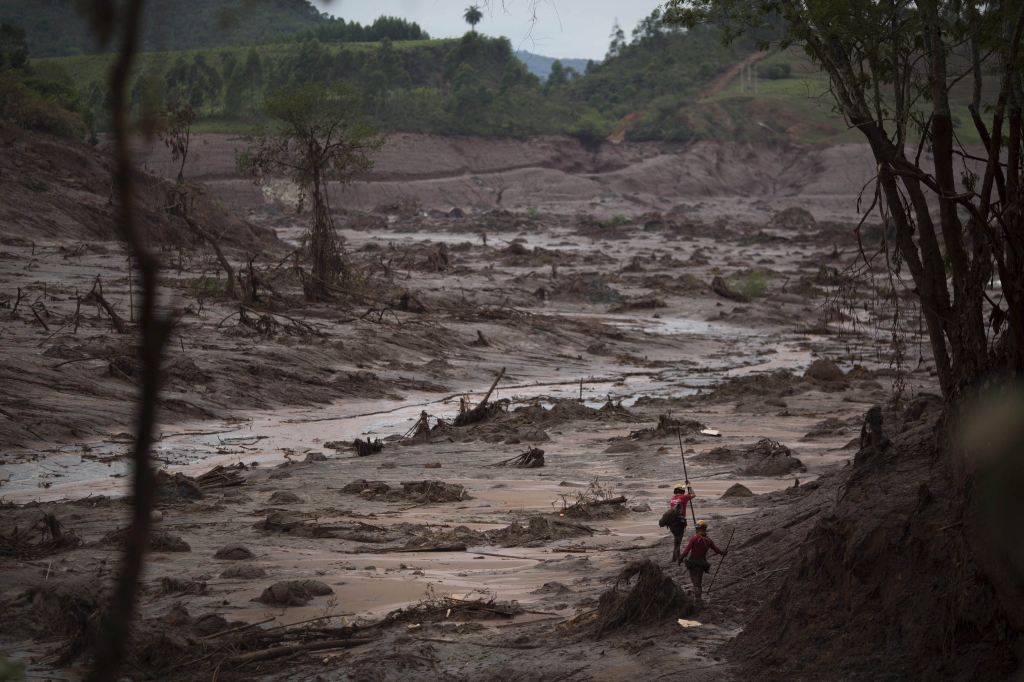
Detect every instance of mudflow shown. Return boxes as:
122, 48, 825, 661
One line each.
1, 128, 1016, 682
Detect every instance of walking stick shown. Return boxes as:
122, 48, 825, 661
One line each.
706, 526, 736, 595
677, 427, 698, 527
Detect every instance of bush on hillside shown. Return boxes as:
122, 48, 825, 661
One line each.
0, 72, 88, 139
566, 109, 615, 150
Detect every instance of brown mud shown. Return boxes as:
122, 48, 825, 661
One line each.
1, 128, 1015, 681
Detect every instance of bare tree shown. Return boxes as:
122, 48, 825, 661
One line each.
237, 81, 383, 300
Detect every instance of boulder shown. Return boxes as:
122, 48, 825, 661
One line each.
214, 544, 254, 561
268, 491, 304, 505
721, 483, 755, 498
804, 358, 845, 382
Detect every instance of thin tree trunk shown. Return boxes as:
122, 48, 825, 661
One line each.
85, 0, 173, 679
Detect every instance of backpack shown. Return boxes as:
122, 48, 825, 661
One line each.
658, 505, 682, 528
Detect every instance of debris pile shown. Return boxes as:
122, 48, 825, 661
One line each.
485, 516, 594, 548
558, 481, 628, 520
339, 479, 471, 503
353, 438, 384, 456
492, 447, 545, 468
594, 560, 694, 639
403, 525, 487, 551
696, 438, 806, 476
378, 591, 523, 626
453, 367, 506, 427
628, 414, 707, 440
28, 577, 105, 666
0, 513, 80, 559
155, 471, 204, 503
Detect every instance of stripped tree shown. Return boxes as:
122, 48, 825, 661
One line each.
237, 82, 384, 300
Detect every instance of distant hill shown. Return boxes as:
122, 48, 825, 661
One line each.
514, 51, 591, 79
0, 0, 330, 57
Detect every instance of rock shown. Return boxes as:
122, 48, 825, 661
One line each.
604, 440, 640, 454
531, 581, 573, 595
258, 580, 333, 607
804, 359, 845, 382
220, 565, 267, 579
767, 207, 816, 230
151, 533, 190, 552
194, 614, 230, 636
721, 483, 755, 498
299, 579, 334, 596
214, 544, 254, 561
631, 502, 652, 512
150, 509, 163, 523
304, 452, 327, 462
155, 470, 204, 503
711, 276, 750, 303
424, 462, 442, 469
259, 581, 312, 607
268, 491, 304, 505
257, 512, 306, 532
268, 471, 292, 480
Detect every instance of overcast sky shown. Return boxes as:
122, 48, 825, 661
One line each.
311, 0, 660, 61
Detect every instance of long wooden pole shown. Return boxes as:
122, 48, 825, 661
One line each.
706, 526, 737, 595
677, 427, 697, 526
477, 366, 506, 408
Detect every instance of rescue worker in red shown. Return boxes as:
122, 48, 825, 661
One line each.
680, 519, 726, 608
661, 481, 694, 564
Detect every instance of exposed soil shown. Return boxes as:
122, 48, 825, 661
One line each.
1, 127, 1018, 682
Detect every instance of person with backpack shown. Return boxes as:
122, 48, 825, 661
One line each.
680, 519, 726, 608
659, 481, 694, 564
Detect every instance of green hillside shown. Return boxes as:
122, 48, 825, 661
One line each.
0, 0, 428, 57
28, 13, 759, 139
13, 7, 994, 144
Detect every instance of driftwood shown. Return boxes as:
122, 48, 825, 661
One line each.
492, 447, 545, 468
589, 496, 627, 506
175, 194, 237, 299
84, 277, 127, 334
225, 637, 376, 667
453, 367, 506, 427
195, 465, 244, 490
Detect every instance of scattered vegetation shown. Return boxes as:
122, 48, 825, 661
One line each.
727, 270, 771, 298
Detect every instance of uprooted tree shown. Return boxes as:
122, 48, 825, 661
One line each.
666, 0, 1023, 401
236, 82, 384, 300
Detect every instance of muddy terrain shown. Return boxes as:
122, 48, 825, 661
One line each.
4, 128, 1010, 682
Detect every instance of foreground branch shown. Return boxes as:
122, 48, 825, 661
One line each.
85, 1, 173, 680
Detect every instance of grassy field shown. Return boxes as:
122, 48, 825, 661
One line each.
698, 48, 993, 146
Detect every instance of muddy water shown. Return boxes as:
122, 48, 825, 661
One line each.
0, 301, 819, 503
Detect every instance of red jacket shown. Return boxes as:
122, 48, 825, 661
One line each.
669, 493, 693, 515
681, 534, 723, 559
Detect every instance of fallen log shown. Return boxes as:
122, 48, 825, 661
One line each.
224, 637, 376, 667
84, 277, 127, 333
589, 496, 627, 506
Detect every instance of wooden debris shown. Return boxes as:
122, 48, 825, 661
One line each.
353, 438, 384, 457
492, 447, 545, 468
453, 366, 506, 426
195, 465, 244, 490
